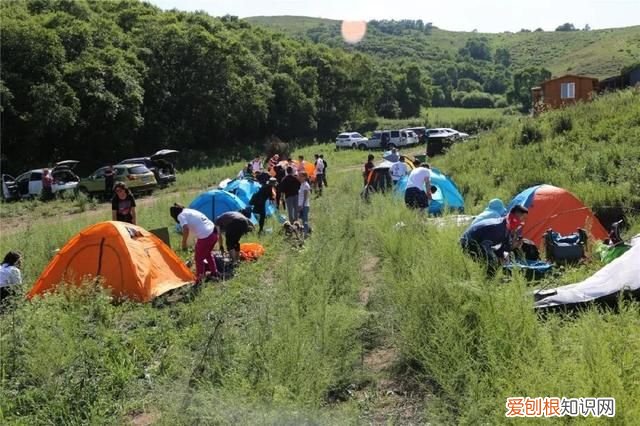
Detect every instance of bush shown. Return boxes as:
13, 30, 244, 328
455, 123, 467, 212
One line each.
493, 96, 508, 108
518, 120, 543, 145
460, 91, 495, 108
263, 136, 291, 159
552, 112, 573, 135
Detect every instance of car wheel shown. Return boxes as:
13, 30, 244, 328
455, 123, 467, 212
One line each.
358, 144, 367, 150
351, 143, 357, 149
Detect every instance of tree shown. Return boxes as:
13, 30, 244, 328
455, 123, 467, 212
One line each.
555, 23, 577, 32
459, 37, 492, 61
457, 78, 483, 92
583, 24, 591, 31
396, 64, 431, 117
494, 47, 512, 67
508, 67, 552, 111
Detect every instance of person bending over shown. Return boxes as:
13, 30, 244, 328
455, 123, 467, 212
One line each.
214, 211, 254, 264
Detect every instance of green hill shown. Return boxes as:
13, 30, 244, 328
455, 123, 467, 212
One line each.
2, 90, 640, 424
246, 16, 640, 79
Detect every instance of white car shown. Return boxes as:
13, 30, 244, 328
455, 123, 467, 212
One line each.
369, 130, 419, 149
335, 132, 368, 149
13, 160, 80, 199
432, 128, 470, 140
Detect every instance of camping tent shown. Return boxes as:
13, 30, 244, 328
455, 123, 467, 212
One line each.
28, 221, 194, 302
395, 167, 465, 215
534, 237, 640, 311
222, 179, 261, 204
189, 189, 256, 223
218, 179, 277, 217
507, 184, 607, 246
365, 158, 416, 191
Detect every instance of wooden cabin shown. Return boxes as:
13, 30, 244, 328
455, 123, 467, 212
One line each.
532, 75, 599, 112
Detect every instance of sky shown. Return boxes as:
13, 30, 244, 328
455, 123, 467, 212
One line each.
148, 0, 640, 33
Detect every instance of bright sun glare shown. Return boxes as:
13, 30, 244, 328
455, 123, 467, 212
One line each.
341, 20, 367, 44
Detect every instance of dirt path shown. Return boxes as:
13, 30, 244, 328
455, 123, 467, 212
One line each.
355, 254, 427, 424
0, 187, 204, 237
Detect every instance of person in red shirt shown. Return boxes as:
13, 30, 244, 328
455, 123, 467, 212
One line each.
41, 168, 54, 201
363, 154, 375, 186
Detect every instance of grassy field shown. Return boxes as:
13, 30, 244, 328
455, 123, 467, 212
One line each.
2, 90, 640, 424
247, 16, 640, 79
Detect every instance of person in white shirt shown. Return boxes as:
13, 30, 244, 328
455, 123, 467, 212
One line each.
297, 171, 311, 237
170, 204, 218, 283
314, 153, 325, 196
0, 251, 22, 302
390, 156, 408, 185
404, 162, 432, 209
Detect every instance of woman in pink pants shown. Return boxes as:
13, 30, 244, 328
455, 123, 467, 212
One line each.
170, 203, 218, 283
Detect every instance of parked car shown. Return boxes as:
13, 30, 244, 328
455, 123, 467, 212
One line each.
119, 149, 178, 187
406, 127, 428, 143
425, 129, 456, 157
335, 132, 368, 149
77, 164, 157, 197
369, 129, 419, 149
441, 128, 470, 140
12, 160, 80, 199
1, 173, 20, 201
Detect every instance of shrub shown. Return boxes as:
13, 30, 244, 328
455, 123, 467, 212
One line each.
552, 112, 573, 135
518, 121, 543, 145
460, 91, 495, 108
493, 96, 509, 108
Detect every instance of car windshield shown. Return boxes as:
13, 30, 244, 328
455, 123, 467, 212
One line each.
129, 165, 150, 175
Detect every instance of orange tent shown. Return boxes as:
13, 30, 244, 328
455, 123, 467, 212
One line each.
28, 221, 195, 302
508, 184, 608, 246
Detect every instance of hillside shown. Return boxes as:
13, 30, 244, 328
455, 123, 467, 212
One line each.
2, 90, 640, 424
246, 16, 640, 78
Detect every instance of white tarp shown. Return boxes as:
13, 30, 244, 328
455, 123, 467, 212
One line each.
535, 236, 640, 309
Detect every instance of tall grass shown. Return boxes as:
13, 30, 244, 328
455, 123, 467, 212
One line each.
2, 90, 640, 423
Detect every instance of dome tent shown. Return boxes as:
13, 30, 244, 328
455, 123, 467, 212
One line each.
189, 189, 256, 223
507, 184, 607, 246
220, 179, 277, 217
28, 221, 194, 302
395, 167, 464, 215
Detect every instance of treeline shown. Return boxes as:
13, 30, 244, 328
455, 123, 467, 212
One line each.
303, 23, 551, 111
0, 1, 430, 172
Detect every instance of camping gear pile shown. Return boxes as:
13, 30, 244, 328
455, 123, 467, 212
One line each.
535, 236, 640, 312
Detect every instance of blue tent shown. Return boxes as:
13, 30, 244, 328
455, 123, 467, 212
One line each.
471, 198, 507, 225
189, 189, 257, 224
223, 179, 262, 204
220, 178, 278, 217
395, 167, 464, 215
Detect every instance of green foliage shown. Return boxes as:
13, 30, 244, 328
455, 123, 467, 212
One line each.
0, 2, 383, 173
555, 22, 578, 32
2, 92, 640, 423
508, 67, 552, 111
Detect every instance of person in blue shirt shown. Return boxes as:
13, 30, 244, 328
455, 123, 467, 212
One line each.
460, 204, 528, 276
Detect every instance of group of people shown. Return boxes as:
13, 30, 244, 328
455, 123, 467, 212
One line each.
170, 204, 254, 285
362, 148, 434, 210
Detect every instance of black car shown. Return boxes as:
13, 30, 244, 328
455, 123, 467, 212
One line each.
119, 149, 178, 187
